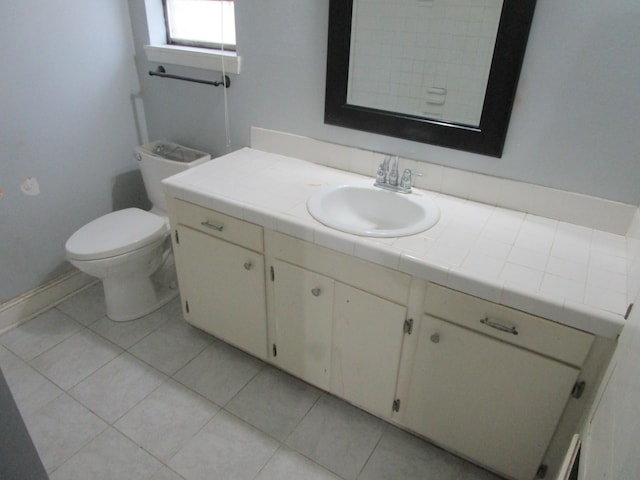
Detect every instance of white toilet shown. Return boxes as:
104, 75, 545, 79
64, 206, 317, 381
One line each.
65, 141, 210, 321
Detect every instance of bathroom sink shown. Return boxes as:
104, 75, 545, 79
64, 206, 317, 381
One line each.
307, 184, 440, 237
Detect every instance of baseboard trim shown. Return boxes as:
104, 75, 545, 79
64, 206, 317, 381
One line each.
0, 270, 97, 335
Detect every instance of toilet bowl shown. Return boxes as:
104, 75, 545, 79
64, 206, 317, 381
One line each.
66, 208, 175, 321
65, 141, 210, 321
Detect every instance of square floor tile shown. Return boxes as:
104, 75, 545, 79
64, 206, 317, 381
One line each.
55, 283, 106, 326
49, 427, 161, 480
255, 447, 339, 480
88, 299, 181, 349
114, 379, 218, 461
0, 309, 81, 361
457, 462, 505, 480
174, 340, 264, 406
0, 344, 13, 366
70, 352, 167, 423
23, 394, 107, 473
169, 411, 279, 480
0, 348, 62, 416
286, 394, 386, 480
148, 466, 186, 480
128, 317, 213, 375
226, 366, 321, 440
30, 329, 122, 390
358, 426, 464, 480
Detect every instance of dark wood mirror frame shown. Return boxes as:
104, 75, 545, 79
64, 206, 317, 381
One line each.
325, 0, 538, 158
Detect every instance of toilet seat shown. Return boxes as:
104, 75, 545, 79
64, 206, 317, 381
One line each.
66, 208, 168, 261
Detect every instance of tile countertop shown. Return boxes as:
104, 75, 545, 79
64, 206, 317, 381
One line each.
163, 148, 627, 339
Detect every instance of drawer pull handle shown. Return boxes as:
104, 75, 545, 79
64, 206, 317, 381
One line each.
311, 288, 321, 297
480, 317, 518, 335
244, 261, 253, 271
201, 221, 224, 232
430, 333, 440, 343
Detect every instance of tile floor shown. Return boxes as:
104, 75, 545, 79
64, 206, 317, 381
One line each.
0, 284, 503, 480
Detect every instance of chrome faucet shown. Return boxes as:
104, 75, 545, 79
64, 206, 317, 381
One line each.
388, 156, 399, 186
374, 155, 416, 194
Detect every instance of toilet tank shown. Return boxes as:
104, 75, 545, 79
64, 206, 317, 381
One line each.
137, 141, 211, 214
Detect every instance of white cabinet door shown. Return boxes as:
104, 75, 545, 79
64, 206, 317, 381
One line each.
174, 225, 267, 359
270, 260, 334, 390
400, 315, 580, 480
331, 283, 407, 418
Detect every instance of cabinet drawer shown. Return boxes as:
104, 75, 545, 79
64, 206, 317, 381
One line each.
424, 283, 593, 367
169, 198, 263, 252
267, 230, 411, 305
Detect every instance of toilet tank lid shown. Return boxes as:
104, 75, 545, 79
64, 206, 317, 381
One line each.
66, 208, 168, 261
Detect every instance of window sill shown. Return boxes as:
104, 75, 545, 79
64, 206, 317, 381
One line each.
144, 44, 241, 74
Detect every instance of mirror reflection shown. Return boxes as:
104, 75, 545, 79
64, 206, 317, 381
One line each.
325, 0, 538, 157
347, 0, 504, 127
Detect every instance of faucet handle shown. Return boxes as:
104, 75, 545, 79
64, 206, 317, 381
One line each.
400, 168, 423, 192
376, 163, 387, 185
400, 168, 413, 190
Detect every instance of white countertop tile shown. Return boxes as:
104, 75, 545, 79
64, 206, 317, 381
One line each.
546, 257, 588, 282
500, 263, 545, 291
163, 148, 627, 337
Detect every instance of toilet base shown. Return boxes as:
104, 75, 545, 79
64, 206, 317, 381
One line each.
102, 254, 179, 322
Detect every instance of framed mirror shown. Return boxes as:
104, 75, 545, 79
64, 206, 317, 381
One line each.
325, 0, 538, 157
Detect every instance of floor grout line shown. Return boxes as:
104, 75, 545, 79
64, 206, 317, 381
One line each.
1, 291, 505, 480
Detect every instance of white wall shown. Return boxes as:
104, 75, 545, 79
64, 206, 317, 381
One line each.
129, 0, 640, 205
587, 208, 640, 476
0, 0, 146, 303
581, 276, 640, 477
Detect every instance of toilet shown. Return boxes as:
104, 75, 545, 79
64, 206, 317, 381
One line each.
65, 141, 210, 321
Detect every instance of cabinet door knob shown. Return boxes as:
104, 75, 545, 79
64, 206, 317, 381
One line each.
311, 287, 321, 297
430, 333, 440, 343
244, 261, 253, 271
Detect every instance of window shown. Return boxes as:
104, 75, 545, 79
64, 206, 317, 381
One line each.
163, 0, 236, 51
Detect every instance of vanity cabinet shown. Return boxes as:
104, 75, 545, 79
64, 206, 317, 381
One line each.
395, 284, 595, 480
167, 197, 601, 480
168, 198, 268, 359
266, 231, 411, 418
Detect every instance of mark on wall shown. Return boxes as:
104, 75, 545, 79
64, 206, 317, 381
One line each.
0, 188, 3, 199
20, 177, 40, 196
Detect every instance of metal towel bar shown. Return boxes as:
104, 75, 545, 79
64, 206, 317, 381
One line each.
149, 66, 230, 88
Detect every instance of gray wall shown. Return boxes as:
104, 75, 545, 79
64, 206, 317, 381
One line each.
0, 0, 146, 303
1, 0, 638, 304
130, 0, 640, 205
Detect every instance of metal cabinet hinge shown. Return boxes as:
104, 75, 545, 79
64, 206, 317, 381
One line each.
392, 399, 401, 412
272, 344, 277, 357
625, 303, 634, 320
536, 464, 548, 478
270, 266, 275, 282
403, 318, 413, 335
175, 230, 180, 244
571, 381, 586, 399
185, 300, 189, 313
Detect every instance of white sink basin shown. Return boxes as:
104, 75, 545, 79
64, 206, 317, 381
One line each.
307, 184, 440, 237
